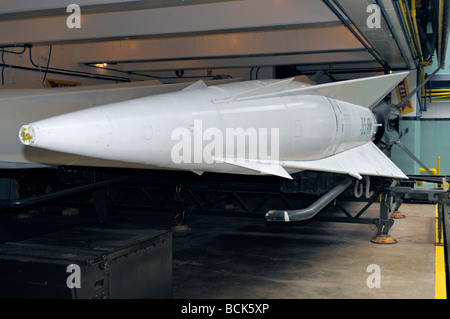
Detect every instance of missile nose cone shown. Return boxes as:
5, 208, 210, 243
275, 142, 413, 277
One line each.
19, 125, 37, 146
16, 106, 118, 160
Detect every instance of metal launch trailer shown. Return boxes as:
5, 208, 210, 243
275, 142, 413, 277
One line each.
0, 226, 172, 299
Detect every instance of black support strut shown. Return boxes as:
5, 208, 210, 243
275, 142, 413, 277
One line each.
265, 177, 352, 222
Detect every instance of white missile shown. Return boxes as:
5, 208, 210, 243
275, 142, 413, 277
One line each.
18, 72, 409, 181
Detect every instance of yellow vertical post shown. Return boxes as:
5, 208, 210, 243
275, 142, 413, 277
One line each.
438, 156, 440, 175
438, 157, 441, 188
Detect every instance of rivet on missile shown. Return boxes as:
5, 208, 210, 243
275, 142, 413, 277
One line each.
19, 125, 35, 145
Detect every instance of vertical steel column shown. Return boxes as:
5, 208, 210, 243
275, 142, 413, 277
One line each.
93, 189, 109, 224
371, 192, 397, 244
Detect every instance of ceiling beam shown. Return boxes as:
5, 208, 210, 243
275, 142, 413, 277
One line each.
67, 26, 362, 64
0, 0, 340, 46
0, 0, 238, 20
118, 50, 374, 71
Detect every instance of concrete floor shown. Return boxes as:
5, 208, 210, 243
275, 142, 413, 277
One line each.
0, 200, 439, 299
171, 202, 437, 299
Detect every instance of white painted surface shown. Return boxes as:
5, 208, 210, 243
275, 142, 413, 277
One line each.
18, 73, 409, 179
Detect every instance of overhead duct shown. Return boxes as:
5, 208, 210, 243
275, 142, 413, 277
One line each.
439, 0, 450, 68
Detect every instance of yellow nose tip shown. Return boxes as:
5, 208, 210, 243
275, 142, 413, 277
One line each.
19, 125, 35, 145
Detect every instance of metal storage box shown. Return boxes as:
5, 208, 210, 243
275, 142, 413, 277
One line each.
0, 226, 172, 299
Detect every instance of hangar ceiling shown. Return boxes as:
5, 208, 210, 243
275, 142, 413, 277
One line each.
0, 0, 448, 84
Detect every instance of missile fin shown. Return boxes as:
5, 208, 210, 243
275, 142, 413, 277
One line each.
212, 78, 294, 103
215, 157, 292, 179
284, 71, 410, 108
182, 80, 207, 91
281, 142, 407, 179
217, 72, 410, 108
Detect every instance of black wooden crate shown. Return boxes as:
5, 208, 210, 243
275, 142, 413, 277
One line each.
0, 226, 172, 299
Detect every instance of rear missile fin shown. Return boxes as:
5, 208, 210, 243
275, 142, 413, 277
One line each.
212, 78, 295, 103
285, 71, 410, 108
214, 72, 410, 108
281, 142, 407, 180
214, 157, 292, 179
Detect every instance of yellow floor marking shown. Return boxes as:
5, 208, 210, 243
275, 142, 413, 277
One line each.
435, 204, 447, 299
